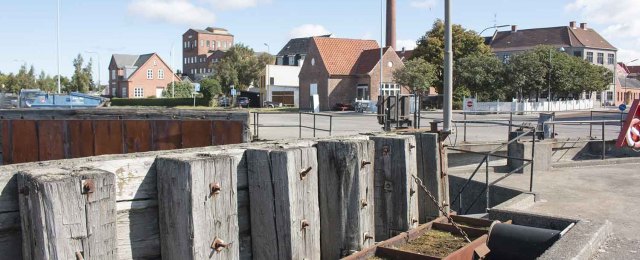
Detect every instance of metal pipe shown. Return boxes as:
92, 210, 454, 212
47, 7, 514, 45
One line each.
486, 155, 490, 211
256, 112, 260, 139
464, 112, 467, 142
329, 115, 333, 136
602, 121, 606, 160
56, 0, 61, 93
313, 114, 316, 138
589, 111, 593, 137
443, 0, 453, 132
530, 128, 535, 192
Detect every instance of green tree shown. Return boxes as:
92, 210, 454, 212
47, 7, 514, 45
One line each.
214, 44, 274, 92
392, 58, 437, 96
506, 50, 548, 101
162, 81, 194, 98
412, 19, 492, 98
13, 64, 37, 92
69, 54, 93, 93
37, 71, 57, 93
455, 54, 507, 100
200, 77, 222, 105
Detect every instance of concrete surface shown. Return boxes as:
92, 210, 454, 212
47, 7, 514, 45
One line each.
450, 161, 640, 260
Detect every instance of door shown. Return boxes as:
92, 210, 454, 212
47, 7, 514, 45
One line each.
272, 91, 294, 106
310, 83, 319, 112
156, 87, 164, 98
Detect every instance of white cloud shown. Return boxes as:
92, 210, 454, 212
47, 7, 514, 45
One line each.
207, 0, 271, 10
289, 24, 331, 39
396, 40, 417, 51
128, 0, 215, 26
410, 0, 436, 10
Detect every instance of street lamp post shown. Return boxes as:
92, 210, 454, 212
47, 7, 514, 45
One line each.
57, 0, 61, 94
264, 43, 270, 106
479, 24, 511, 36
85, 51, 101, 93
443, 0, 453, 132
548, 47, 566, 111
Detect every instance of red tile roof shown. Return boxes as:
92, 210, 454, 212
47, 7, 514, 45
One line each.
354, 47, 391, 74
629, 66, 640, 74
312, 37, 379, 75
489, 26, 616, 52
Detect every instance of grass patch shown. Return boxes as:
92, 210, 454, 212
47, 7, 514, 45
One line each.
392, 230, 468, 258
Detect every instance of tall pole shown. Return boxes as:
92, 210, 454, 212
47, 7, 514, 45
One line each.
380, 0, 384, 96
171, 44, 175, 97
443, 0, 453, 132
56, 0, 61, 93
549, 48, 552, 111
264, 43, 270, 105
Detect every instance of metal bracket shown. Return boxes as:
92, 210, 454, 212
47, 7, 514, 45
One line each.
299, 167, 313, 180
361, 161, 371, 169
211, 237, 228, 252
209, 182, 221, 197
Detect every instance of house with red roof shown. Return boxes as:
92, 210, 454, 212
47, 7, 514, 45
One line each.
298, 37, 406, 111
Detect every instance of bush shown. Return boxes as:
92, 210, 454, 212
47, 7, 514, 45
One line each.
110, 98, 209, 107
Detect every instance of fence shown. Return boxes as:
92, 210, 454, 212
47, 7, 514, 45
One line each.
0, 132, 448, 259
251, 111, 333, 140
465, 99, 594, 112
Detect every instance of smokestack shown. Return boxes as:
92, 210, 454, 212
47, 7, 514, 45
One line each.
386, 0, 396, 50
569, 21, 576, 29
511, 25, 518, 32
580, 23, 588, 30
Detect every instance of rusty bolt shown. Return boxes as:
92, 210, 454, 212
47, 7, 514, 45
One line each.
361, 161, 371, 169
210, 183, 221, 196
299, 167, 313, 180
412, 218, 419, 224
410, 188, 416, 197
364, 232, 374, 241
82, 179, 95, 194
301, 219, 310, 230
409, 144, 416, 150
18, 186, 30, 196
211, 238, 228, 252
361, 199, 368, 208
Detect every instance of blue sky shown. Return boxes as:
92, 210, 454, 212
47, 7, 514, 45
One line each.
1, 0, 638, 83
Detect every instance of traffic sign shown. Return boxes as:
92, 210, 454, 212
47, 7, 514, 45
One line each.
619, 104, 627, 112
467, 100, 474, 108
231, 89, 237, 96
193, 83, 201, 92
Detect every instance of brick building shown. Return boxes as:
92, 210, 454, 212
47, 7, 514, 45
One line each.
108, 53, 181, 98
182, 27, 234, 81
298, 37, 406, 111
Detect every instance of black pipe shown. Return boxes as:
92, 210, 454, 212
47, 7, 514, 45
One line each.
487, 223, 561, 260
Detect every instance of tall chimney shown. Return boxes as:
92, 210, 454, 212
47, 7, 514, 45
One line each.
386, 0, 396, 49
580, 23, 588, 30
570, 21, 576, 29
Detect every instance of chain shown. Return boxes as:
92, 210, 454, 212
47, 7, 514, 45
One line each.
411, 175, 472, 243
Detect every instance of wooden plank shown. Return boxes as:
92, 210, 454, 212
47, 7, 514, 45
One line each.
156, 154, 239, 260
81, 157, 158, 202
181, 120, 213, 148
371, 136, 419, 241
37, 120, 66, 161
116, 201, 161, 260
152, 120, 182, 151
67, 120, 96, 158
0, 171, 18, 212
94, 120, 124, 156
0, 211, 21, 259
413, 133, 445, 223
2, 120, 10, 165
17, 168, 117, 259
316, 139, 375, 259
124, 120, 153, 153
10, 120, 39, 164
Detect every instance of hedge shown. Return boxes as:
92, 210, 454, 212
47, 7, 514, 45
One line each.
110, 98, 209, 107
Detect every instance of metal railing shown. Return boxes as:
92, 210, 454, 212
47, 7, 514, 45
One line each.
543, 119, 622, 160
251, 111, 333, 140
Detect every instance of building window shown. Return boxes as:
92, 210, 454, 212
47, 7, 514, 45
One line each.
206, 40, 210, 47
269, 77, 275, 85
587, 52, 593, 63
608, 54, 615, 65
503, 54, 510, 64
184, 41, 187, 49
147, 69, 153, 79
573, 51, 583, 58
357, 84, 370, 101
122, 87, 128, 97
153, 60, 157, 66
607, 91, 613, 101
184, 58, 187, 65
201, 40, 204, 47
134, 87, 144, 98
111, 70, 116, 80
158, 69, 165, 79
597, 53, 604, 64
381, 83, 400, 96
217, 41, 221, 49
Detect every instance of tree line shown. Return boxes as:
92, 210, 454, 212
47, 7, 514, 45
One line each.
394, 20, 613, 106
0, 54, 97, 94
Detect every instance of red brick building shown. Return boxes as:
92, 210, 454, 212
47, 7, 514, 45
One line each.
182, 27, 234, 81
108, 53, 181, 98
299, 37, 407, 111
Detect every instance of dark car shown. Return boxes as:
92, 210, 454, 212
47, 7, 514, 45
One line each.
237, 97, 250, 108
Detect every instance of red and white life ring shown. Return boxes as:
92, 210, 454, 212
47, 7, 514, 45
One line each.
625, 118, 640, 149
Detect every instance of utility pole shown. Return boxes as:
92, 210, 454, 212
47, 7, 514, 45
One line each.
56, 0, 61, 93
443, 0, 453, 133
171, 44, 175, 98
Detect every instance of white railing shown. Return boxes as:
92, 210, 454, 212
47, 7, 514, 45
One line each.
464, 99, 594, 112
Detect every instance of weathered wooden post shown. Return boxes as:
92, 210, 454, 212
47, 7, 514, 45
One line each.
411, 132, 450, 223
317, 139, 375, 259
371, 135, 419, 241
17, 168, 118, 259
156, 154, 239, 260
246, 147, 320, 260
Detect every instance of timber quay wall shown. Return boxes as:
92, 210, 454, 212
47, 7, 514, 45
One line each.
0, 131, 448, 260
0, 109, 251, 165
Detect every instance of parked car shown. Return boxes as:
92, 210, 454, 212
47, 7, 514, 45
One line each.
218, 97, 230, 107
263, 101, 283, 108
237, 97, 250, 108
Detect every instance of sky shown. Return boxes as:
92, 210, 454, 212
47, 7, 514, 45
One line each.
1, 0, 639, 83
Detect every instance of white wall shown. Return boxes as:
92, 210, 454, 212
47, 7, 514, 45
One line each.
265, 64, 302, 107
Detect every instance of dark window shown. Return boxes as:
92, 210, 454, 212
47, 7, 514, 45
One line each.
608, 54, 615, 65
573, 51, 582, 57
597, 53, 604, 64
269, 77, 275, 85
503, 54, 510, 64
587, 52, 594, 63
607, 91, 613, 100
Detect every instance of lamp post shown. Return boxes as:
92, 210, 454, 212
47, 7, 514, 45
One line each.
443, 0, 453, 132
479, 24, 511, 36
548, 47, 566, 111
84, 51, 101, 93
170, 43, 175, 98
264, 43, 270, 106
57, 0, 61, 93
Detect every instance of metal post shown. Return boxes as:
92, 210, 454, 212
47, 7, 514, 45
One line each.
602, 121, 606, 160
56, 0, 61, 93
329, 115, 333, 136
548, 48, 552, 112
589, 111, 593, 137
530, 128, 535, 192
463, 112, 467, 142
443, 0, 453, 132
256, 112, 260, 140
299, 112, 302, 138
313, 114, 316, 138
485, 155, 490, 212
509, 112, 513, 134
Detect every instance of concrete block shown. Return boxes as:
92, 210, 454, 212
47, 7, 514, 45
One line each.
508, 136, 553, 173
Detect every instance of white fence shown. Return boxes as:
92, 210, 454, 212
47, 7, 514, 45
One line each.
464, 98, 594, 112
